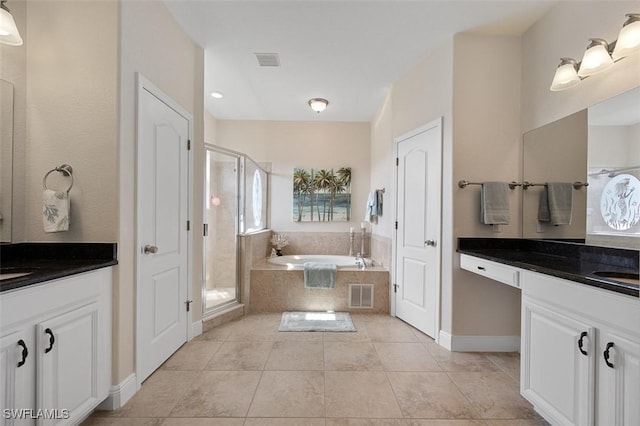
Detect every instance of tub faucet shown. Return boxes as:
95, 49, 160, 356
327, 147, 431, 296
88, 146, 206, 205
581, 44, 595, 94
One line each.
355, 253, 367, 269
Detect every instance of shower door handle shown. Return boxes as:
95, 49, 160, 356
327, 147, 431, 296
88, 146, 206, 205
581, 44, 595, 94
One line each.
144, 245, 158, 255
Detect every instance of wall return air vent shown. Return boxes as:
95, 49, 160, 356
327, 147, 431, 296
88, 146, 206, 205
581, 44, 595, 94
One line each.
254, 53, 280, 67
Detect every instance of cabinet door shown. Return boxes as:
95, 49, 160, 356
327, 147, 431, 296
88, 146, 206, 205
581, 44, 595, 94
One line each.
597, 330, 640, 426
36, 302, 100, 426
0, 330, 34, 426
522, 297, 595, 426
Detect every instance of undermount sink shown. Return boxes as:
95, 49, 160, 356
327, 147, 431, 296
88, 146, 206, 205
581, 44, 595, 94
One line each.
593, 271, 640, 286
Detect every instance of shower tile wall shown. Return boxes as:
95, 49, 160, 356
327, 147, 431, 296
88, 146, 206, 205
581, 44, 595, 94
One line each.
370, 234, 392, 268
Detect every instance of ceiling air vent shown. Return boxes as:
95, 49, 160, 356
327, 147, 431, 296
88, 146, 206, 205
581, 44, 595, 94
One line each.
255, 53, 280, 67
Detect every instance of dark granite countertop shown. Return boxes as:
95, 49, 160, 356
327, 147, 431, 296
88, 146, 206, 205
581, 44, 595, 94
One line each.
458, 238, 639, 298
0, 243, 117, 293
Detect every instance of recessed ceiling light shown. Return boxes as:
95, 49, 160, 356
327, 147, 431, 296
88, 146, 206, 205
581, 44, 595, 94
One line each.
211, 91, 224, 99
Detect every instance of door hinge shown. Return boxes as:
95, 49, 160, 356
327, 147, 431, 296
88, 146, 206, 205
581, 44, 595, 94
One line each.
187, 220, 191, 231
187, 139, 191, 150
396, 157, 399, 166
393, 284, 399, 293
186, 300, 193, 312
203, 223, 209, 237
395, 221, 398, 230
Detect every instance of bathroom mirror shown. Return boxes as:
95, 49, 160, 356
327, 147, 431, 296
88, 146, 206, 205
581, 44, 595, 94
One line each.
522, 109, 588, 241
0, 80, 14, 243
522, 86, 640, 250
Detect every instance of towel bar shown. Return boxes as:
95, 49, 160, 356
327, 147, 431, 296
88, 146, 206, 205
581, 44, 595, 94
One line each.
43, 164, 74, 193
522, 181, 589, 190
458, 180, 521, 190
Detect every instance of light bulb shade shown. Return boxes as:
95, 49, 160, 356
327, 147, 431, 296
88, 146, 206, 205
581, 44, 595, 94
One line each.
578, 38, 614, 77
550, 58, 581, 91
0, 2, 23, 46
612, 14, 640, 60
308, 98, 328, 113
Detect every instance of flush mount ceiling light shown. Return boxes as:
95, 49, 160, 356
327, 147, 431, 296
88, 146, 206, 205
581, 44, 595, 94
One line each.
0, 0, 23, 46
550, 13, 640, 91
308, 98, 329, 113
211, 91, 224, 99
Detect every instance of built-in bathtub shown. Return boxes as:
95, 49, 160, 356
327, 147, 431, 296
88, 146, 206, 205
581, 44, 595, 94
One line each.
249, 255, 390, 314
267, 254, 358, 269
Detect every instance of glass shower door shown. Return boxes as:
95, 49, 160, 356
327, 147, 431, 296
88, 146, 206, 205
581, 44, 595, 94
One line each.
204, 147, 239, 312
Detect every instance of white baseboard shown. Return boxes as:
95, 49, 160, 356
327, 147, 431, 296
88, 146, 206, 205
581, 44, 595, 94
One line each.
192, 319, 203, 338
438, 331, 520, 352
97, 373, 138, 410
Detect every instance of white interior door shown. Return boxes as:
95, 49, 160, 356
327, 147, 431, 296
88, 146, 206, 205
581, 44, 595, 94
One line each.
137, 77, 191, 383
394, 119, 442, 338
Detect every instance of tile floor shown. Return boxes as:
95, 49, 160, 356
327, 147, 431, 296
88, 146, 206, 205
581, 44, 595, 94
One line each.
83, 314, 550, 426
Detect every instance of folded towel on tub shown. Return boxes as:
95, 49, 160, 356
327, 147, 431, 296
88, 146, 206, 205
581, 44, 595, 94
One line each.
304, 262, 337, 289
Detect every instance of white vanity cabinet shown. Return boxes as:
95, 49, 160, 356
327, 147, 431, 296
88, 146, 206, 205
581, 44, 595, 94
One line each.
0, 268, 112, 425
520, 270, 640, 426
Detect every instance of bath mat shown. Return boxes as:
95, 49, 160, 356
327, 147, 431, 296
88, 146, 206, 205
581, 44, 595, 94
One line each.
278, 311, 356, 332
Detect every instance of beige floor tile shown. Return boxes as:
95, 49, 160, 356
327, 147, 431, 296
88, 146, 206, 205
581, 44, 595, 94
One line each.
485, 421, 550, 426
406, 421, 488, 426
195, 322, 234, 342
387, 372, 479, 419
248, 371, 325, 417
408, 326, 437, 344
324, 341, 383, 371
169, 370, 262, 417
244, 419, 326, 426
323, 328, 371, 342
324, 371, 402, 418
160, 419, 244, 426
118, 370, 200, 418
365, 321, 419, 342
161, 341, 223, 371
326, 419, 408, 425
374, 342, 442, 372
276, 331, 325, 341
265, 340, 324, 370
82, 419, 163, 425
484, 353, 521, 383
425, 344, 501, 372
448, 372, 540, 419
205, 341, 273, 370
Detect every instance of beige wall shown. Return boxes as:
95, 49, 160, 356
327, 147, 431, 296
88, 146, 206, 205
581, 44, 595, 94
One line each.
24, 1, 119, 242
215, 120, 371, 233
521, 1, 640, 133
117, 0, 204, 383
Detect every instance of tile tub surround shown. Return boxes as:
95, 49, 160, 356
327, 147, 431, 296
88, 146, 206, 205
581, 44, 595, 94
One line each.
274, 231, 369, 258
248, 259, 390, 314
0, 242, 118, 292
457, 238, 639, 297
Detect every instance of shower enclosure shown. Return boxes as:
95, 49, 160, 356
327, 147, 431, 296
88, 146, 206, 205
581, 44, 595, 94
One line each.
203, 145, 268, 313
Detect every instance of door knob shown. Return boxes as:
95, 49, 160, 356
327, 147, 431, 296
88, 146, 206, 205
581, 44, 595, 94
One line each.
425, 240, 437, 247
144, 245, 158, 254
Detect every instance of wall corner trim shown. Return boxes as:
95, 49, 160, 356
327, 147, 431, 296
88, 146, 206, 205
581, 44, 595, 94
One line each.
192, 319, 203, 338
97, 373, 138, 411
439, 331, 520, 352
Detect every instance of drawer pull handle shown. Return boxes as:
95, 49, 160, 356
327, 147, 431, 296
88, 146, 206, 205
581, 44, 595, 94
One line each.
17, 340, 28, 368
44, 328, 55, 354
477, 266, 486, 271
578, 331, 588, 356
604, 342, 615, 368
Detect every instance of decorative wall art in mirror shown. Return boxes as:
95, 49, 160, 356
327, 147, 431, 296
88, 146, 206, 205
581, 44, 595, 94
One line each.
293, 167, 351, 222
522, 110, 588, 240
587, 87, 640, 249
0, 79, 14, 242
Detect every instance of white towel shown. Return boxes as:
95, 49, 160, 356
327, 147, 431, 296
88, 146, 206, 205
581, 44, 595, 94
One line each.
42, 189, 70, 232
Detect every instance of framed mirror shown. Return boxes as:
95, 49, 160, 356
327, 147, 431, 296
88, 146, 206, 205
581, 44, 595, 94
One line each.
0, 79, 14, 242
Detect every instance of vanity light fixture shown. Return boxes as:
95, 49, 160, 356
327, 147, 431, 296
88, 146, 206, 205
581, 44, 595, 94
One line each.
0, 0, 23, 46
550, 13, 640, 91
577, 38, 614, 77
308, 98, 329, 113
211, 91, 224, 99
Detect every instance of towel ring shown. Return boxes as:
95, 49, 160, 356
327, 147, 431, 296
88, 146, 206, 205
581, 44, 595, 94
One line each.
43, 164, 74, 193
